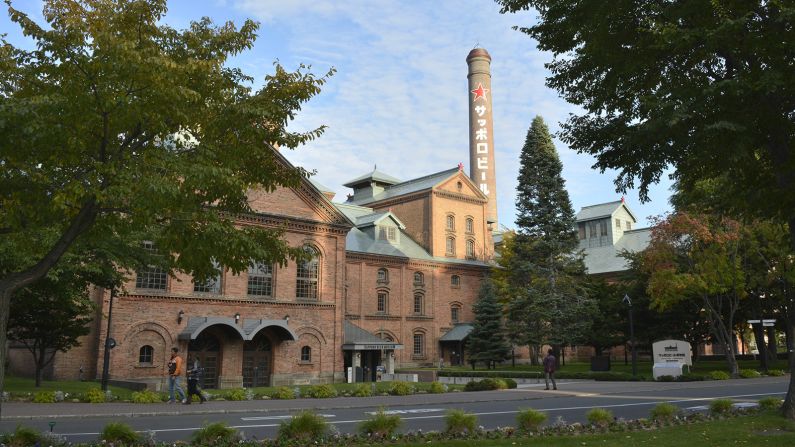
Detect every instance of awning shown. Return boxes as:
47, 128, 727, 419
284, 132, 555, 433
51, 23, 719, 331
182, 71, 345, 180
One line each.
178, 317, 297, 341
342, 321, 403, 351
439, 324, 473, 342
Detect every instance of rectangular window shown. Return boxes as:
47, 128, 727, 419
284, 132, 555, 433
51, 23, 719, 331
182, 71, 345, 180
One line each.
247, 263, 273, 297
413, 333, 424, 356
194, 261, 221, 294
588, 221, 598, 238
465, 218, 474, 233
377, 292, 387, 313
625, 220, 631, 230
615, 218, 621, 229
600, 220, 608, 236
135, 242, 167, 290
446, 237, 455, 254
578, 223, 586, 240
451, 307, 460, 323
413, 294, 423, 314
387, 227, 396, 241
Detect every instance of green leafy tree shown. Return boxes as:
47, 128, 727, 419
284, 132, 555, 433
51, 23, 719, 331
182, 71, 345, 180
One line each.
581, 278, 626, 356
640, 212, 747, 376
497, 0, 795, 417
8, 270, 95, 387
0, 0, 332, 399
466, 280, 511, 369
501, 116, 592, 360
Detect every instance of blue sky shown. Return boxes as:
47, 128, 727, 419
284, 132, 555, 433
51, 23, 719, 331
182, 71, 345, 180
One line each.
2, 0, 674, 228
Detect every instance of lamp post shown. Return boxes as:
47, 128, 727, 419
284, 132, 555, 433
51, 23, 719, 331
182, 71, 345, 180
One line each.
623, 294, 637, 377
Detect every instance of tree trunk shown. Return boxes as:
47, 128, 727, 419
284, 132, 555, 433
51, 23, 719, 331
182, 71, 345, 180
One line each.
782, 271, 795, 419
0, 289, 12, 418
753, 323, 769, 372
766, 326, 778, 363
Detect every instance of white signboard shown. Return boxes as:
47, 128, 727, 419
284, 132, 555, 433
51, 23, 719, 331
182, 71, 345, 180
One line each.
652, 339, 692, 366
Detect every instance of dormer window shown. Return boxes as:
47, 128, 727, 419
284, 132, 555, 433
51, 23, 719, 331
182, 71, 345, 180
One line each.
379, 225, 398, 242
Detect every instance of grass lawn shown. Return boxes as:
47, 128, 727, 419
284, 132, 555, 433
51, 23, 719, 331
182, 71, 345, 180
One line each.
400, 412, 795, 447
426, 358, 789, 378
4, 376, 135, 400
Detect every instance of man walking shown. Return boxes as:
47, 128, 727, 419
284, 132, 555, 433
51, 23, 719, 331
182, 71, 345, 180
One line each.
184, 355, 206, 404
543, 348, 557, 390
167, 347, 186, 403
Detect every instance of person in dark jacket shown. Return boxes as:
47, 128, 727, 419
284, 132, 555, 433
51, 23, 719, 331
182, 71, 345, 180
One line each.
184, 355, 206, 404
543, 349, 558, 390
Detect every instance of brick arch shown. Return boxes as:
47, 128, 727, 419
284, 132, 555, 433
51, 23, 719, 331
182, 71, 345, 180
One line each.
294, 326, 327, 345
122, 322, 173, 346
122, 322, 171, 376
375, 329, 399, 343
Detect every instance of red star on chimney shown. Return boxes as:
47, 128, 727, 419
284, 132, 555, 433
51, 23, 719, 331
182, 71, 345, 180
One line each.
471, 83, 488, 102
458, 162, 464, 171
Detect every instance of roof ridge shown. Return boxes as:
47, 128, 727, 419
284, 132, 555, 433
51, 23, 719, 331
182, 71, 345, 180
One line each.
385, 167, 459, 190
581, 200, 622, 209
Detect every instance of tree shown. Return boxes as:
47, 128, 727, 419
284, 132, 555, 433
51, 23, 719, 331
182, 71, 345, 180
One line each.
640, 212, 746, 376
0, 0, 331, 401
466, 280, 511, 369
581, 278, 626, 356
497, 0, 795, 417
8, 271, 95, 387
501, 116, 592, 359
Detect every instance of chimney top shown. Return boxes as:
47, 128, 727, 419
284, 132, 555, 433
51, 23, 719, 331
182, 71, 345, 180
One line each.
466, 48, 491, 62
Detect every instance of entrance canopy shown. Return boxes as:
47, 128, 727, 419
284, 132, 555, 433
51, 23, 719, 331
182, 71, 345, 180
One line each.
439, 323, 473, 342
342, 321, 403, 351
179, 317, 297, 341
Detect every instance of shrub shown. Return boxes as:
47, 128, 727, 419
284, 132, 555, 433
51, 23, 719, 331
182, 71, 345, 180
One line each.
353, 383, 372, 397
758, 397, 783, 411
100, 422, 140, 445
650, 403, 680, 422
516, 408, 547, 433
766, 369, 785, 377
389, 381, 413, 396
444, 409, 477, 434
85, 388, 108, 403
464, 378, 508, 391
190, 422, 239, 445
739, 369, 761, 379
278, 411, 328, 442
709, 398, 734, 415
428, 381, 447, 394
225, 388, 247, 401
502, 378, 518, 389
33, 391, 56, 403
677, 373, 706, 382
359, 408, 402, 438
709, 370, 730, 380
5, 425, 41, 447
131, 389, 164, 403
271, 386, 296, 400
586, 408, 613, 427
307, 384, 338, 398
656, 375, 675, 382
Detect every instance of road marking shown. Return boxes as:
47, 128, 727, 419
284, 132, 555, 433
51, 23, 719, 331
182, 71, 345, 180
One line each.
241, 414, 335, 421
365, 408, 444, 415
686, 402, 759, 411
51, 391, 787, 438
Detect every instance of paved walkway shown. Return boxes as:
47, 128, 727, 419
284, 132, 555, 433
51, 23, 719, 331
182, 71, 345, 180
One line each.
0, 376, 787, 421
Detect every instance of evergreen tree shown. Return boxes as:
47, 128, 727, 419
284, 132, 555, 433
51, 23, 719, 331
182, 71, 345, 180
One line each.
466, 280, 511, 369
502, 116, 593, 360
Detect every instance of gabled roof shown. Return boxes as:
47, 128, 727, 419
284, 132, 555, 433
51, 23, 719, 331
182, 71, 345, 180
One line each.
576, 200, 637, 223
342, 321, 403, 350
343, 168, 402, 187
355, 211, 406, 230
348, 167, 462, 205
439, 324, 474, 342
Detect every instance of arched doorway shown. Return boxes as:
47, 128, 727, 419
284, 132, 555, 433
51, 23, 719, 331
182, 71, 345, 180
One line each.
188, 332, 221, 389
243, 332, 272, 387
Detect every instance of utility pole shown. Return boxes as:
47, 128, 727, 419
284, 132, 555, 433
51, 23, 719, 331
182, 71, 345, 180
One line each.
101, 288, 117, 391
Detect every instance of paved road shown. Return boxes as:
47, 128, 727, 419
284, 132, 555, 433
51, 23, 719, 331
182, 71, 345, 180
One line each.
0, 377, 788, 443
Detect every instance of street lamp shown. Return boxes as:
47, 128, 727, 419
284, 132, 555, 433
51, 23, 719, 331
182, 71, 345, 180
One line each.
101, 288, 118, 391
623, 294, 637, 377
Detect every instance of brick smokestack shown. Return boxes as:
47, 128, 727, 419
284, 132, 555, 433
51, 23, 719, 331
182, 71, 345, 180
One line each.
466, 48, 498, 228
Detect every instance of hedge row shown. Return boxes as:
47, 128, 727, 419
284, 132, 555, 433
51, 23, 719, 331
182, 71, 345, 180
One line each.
439, 370, 645, 381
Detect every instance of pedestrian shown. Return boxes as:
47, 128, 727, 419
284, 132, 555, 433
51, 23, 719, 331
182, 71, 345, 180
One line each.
184, 355, 206, 404
167, 347, 186, 403
543, 348, 557, 390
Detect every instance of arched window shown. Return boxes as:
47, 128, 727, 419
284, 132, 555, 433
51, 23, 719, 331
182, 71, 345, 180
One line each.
135, 241, 167, 290
446, 214, 455, 231
451, 305, 461, 323
296, 246, 320, 300
413, 332, 425, 356
194, 260, 221, 294
413, 293, 424, 315
139, 345, 153, 365
377, 268, 389, 284
446, 236, 456, 255
451, 275, 461, 288
466, 239, 475, 258
413, 271, 424, 286
248, 262, 273, 297
300, 346, 311, 362
465, 217, 474, 233
377, 291, 388, 314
